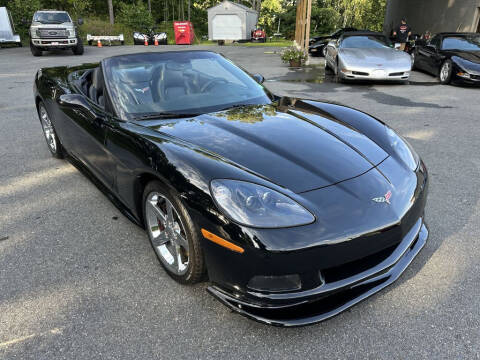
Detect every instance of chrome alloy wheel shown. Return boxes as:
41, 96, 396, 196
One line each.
145, 192, 189, 275
40, 106, 57, 153
440, 61, 450, 82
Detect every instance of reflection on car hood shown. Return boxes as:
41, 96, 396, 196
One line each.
141, 103, 389, 193
340, 48, 411, 66
447, 50, 480, 64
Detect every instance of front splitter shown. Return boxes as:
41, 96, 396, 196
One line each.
207, 222, 428, 327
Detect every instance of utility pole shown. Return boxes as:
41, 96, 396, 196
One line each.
148, 0, 152, 14
294, 0, 312, 54
188, 0, 191, 21
107, 0, 114, 25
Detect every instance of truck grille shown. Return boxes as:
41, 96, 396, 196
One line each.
38, 28, 67, 38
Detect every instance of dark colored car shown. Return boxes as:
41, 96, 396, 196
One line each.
133, 28, 167, 45
413, 32, 480, 85
34, 51, 429, 327
309, 27, 357, 57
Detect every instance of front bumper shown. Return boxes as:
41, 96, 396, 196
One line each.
31, 38, 77, 48
339, 68, 410, 81
208, 218, 428, 327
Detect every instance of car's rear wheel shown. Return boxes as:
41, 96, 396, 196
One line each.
38, 102, 64, 158
143, 181, 205, 284
439, 60, 452, 84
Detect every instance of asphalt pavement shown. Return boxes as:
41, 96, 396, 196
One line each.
0, 44, 479, 359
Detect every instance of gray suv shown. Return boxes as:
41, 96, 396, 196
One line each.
29, 10, 83, 56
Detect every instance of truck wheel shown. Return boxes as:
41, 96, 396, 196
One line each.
17, 42, 22, 47
88, 40, 92, 46
30, 42, 42, 56
121, 40, 125, 45
72, 38, 84, 55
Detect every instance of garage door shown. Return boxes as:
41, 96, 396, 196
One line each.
212, 14, 242, 40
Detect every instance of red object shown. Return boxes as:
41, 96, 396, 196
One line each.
252, 29, 266, 42
173, 21, 195, 45
144, 37, 148, 46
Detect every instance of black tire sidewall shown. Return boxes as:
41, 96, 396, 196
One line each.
30, 41, 42, 56
142, 180, 205, 284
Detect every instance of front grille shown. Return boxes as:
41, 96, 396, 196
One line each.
322, 243, 398, 283
352, 71, 369, 76
38, 28, 67, 38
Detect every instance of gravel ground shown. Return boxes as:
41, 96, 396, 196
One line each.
0, 45, 479, 359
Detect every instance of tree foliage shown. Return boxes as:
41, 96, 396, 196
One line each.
1, 0, 387, 39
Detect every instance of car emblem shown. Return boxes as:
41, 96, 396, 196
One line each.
134, 87, 150, 94
372, 190, 392, 204
49, 31, 57, 35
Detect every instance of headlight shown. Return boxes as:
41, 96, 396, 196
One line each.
210, 179, 315, 228
386, 127, 419, 171
67, 29, 75, 37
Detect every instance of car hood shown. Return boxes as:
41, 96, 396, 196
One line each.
141, 103, 389, 193
444, 50, 480, 64
340, 48, 411, 67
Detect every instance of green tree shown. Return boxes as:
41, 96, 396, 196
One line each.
117, 0, 154, 31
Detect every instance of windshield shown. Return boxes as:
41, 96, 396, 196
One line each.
340, 35, 390, 49
103, 51, 272, 120
441, 36, 480, 51
33, 12, 71, 24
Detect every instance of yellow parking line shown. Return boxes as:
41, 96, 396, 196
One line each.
0, 328, 62, 349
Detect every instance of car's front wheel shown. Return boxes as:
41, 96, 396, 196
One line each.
321, 46, 327, 57
38, 102, 64, 158
439, 60, 452, 84
30, 42, 42, 56
72, 38, 84, 55
143, 181, 205, 284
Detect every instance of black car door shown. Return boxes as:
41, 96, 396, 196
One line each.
419, 35, 442, 75
58, 68, 115, 189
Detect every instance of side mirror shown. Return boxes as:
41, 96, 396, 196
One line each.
77, 18, 84, 26
253, 74, 264, 84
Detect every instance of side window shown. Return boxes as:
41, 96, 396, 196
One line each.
86, 68, 106, 108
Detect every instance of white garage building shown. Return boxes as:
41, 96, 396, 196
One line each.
207, 0, 258, 41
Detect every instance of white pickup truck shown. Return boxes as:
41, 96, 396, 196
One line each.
29, 10, 83, 56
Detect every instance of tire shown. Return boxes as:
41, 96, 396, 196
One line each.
335, 59, 344, 83
143, 181, 205, 284
121, 40, 125, 45
439, 59, 452, 85
30, 42, 42, 56
88, 40, 92, 46
411, 50, 417, 70
324, 58, 333, 74
72, 38, 84, 55
17, 42, 22, 47
37, 102, 64, 159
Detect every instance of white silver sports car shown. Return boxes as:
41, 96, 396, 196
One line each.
325, 32, 412, 82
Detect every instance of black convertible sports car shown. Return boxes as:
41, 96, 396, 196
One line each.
34, 51, 429, 327
309, 27, 357, 57
413, 32, 480, 85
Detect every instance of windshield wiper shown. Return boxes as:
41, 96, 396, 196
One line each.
131, 112, 199, 120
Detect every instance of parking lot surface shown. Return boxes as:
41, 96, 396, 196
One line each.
0, 45, 479, 359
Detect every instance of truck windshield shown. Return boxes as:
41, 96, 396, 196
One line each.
34, 12, 71, 24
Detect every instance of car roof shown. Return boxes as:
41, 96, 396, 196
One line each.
102, 50, 219, 62
341, 31, 385, 37
35, 10, 69, 13
437, 32, 478, 37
